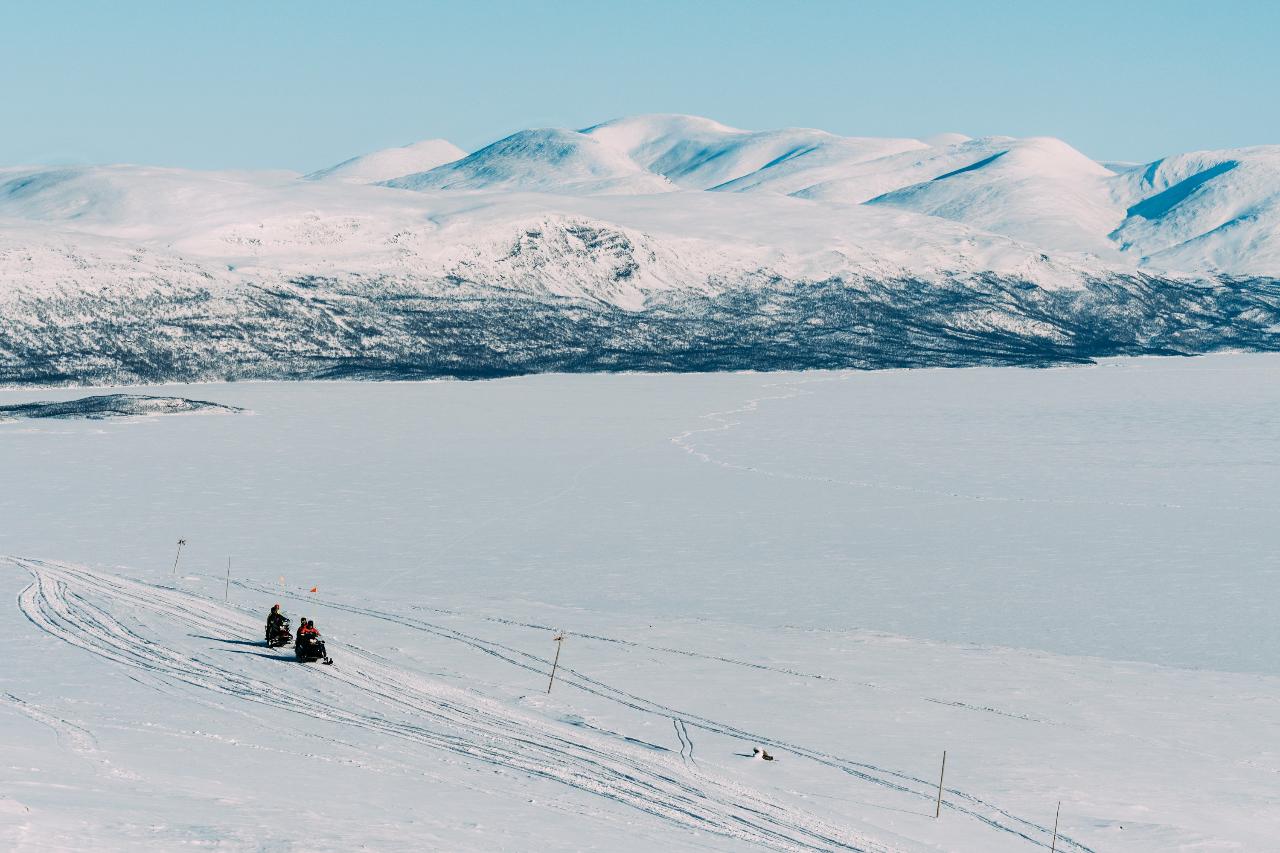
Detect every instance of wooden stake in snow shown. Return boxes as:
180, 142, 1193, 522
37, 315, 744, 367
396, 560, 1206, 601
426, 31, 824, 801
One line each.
935, 750, 947, 818
547, 632, 566, 694
225, 558, 231, 602
171, 539, 186, 576
1051, 800, 1061, 853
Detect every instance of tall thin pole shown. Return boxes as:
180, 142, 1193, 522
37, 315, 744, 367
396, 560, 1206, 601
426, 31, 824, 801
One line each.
546, 633, 565, 693
225, 557, 231, 602
934, 750, 947, 818
171, 539, 186, 576
1051, 800, 1061, 853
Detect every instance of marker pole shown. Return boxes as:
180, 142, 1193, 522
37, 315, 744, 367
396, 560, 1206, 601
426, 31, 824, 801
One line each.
935, 751, 947, 819
547, 633, 566, 694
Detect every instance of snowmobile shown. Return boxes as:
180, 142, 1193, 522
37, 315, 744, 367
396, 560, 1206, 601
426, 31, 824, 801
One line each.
266, 616, 292, 648
295, 634, 333, 665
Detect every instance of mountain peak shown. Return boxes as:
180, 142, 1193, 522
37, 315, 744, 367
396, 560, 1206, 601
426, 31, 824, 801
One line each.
381, 128, 675, 195
305, 139, 466, 184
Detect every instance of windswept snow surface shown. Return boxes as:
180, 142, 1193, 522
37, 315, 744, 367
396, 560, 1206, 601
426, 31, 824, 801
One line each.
2, 115, 1280, 384
1, 355, 1278, 850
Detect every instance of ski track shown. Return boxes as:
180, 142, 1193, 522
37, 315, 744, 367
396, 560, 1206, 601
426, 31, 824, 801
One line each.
0, 692, 138, 780
237, 576, 1092, 852
674, 718, 695, 767
8, 557, 893, 853
921, 698, 1050, 724
669, 372, 1186, 512
407, 605, 1052, 726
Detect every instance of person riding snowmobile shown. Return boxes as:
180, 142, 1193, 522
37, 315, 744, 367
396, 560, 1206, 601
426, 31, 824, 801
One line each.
295, 619, 332, 664
265, 604, 291, 647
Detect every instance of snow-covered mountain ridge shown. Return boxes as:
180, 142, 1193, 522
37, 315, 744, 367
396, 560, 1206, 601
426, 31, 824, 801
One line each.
1, 114, 1279, 384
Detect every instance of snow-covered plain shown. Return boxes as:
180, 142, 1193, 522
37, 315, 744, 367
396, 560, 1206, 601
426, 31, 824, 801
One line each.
2, 355, 1278, 851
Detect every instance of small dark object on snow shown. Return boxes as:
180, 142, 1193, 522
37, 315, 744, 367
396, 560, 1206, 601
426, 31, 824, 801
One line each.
752, 746, 775, 761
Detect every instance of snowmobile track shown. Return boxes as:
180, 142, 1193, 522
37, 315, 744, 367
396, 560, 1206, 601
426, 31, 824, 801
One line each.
11, 557, 896, 852
242, 576, 1093, 852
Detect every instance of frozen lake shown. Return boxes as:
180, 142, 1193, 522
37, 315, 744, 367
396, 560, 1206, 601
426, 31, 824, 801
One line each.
3, 354, 1279, 851
2, 353, 1276, 674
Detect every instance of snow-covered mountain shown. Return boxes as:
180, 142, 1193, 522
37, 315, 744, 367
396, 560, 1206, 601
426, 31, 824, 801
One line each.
303, 138, 466, 184
864, 137, 1123, 256
1, 114, 1278, 385
583, 114, 929, 190
1109, 146, 1280, 273
382, 128, 675, 195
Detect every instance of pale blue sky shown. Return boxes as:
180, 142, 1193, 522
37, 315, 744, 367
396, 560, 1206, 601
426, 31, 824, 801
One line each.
3, 0, 1276, 171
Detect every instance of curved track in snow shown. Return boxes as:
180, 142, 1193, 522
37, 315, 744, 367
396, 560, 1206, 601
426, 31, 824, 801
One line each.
10, 556, 892, 852
670, 372, 1186, 512
238, 577, 1093, 852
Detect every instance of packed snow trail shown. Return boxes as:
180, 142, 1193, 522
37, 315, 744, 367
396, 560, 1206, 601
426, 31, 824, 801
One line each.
236, 577, 1093, 852
9, 557, 892, 852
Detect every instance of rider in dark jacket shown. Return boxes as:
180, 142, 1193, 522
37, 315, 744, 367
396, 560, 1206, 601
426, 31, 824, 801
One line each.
265, 604, 290, 645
